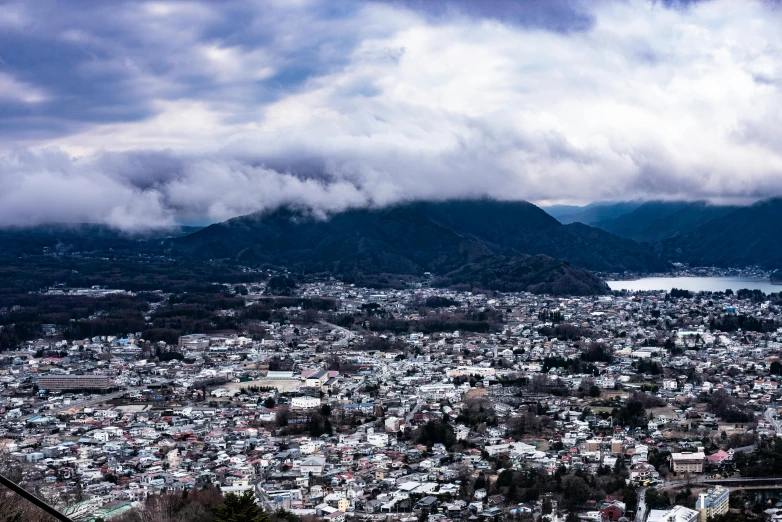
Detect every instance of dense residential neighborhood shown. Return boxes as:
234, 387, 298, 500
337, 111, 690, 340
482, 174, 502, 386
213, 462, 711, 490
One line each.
2, 279, 782, 522
7, 0, 782, 521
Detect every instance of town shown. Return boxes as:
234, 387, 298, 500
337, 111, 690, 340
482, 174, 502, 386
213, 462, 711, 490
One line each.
2, 278, 782, 522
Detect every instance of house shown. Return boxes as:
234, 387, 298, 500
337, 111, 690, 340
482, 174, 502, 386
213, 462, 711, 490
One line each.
361, 499, 383, 513
487, 494, 505, 507
414, 496, 438, 513
337, 498, 350, 512
630, 464, 655, 483
600, 500, 626, 521
705, 450, 731, 466
323, 511, 345, 522
300, 456, 326, 476
367, 432, 389, 447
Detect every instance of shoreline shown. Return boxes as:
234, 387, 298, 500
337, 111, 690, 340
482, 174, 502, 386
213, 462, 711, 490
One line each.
605, 274, 782, 294
599, 267, 772, 282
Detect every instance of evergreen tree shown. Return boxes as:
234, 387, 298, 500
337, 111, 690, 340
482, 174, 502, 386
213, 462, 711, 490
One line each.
213, 490, 269, 522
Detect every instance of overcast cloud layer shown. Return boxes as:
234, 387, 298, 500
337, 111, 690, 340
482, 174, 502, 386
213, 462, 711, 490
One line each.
2, 0, 782, 229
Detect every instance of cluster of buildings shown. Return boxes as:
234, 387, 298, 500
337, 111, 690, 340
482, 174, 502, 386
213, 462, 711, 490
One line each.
1, 280, 782, 521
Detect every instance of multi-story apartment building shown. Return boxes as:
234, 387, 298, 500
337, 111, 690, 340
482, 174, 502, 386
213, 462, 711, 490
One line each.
695, 487, 729, 522
38, 375, 111, 391
670, 450, 705, 474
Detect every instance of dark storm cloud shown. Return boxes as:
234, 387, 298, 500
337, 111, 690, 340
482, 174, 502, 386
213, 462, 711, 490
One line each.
380, 0, 597, 33
655, 0, 710, 7
2, 0, 782, 230
0, 0, 372, 144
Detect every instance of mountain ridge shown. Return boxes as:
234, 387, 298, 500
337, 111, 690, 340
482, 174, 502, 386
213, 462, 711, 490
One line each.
544, 201, 642, 225
660, 198, 782, 268
169, 200, 669, 295
592, 201, 740, 243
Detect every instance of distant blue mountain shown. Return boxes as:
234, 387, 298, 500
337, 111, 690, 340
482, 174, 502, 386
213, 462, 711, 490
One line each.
660, 198, 782, 268
543, 201, 642, 225
593, 201, 740, 243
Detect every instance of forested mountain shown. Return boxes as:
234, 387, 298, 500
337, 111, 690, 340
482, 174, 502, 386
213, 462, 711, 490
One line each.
0, 201, 670, 296
12, 197, 782, 292
660, 198, 782, 268
170, 200, 669, 279
436, 254, 610, 295
576, 198, 782, 268
593, 201, 740, 243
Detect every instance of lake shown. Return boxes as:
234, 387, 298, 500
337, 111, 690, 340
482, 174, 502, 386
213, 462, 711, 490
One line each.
606, 276, 781, 294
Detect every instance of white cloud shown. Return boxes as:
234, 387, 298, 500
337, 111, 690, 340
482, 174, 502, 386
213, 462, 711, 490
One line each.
0, 73, 49, 104
4, 0, 782, 228
0, 149, 174, 229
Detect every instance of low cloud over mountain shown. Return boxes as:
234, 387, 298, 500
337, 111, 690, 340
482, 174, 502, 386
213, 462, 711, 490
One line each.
3, 0, 782, 229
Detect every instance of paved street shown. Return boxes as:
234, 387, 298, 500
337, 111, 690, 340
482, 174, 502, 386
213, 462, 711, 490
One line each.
766, 407, 781, 434
635, 487, 647, 522
320, 320, 355, 347
405, 399, 423, 423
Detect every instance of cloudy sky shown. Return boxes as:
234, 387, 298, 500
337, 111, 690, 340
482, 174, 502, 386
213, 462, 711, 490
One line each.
2, 0, 782, 229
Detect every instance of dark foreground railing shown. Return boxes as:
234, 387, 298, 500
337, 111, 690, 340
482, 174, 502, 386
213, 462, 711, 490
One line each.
0, 473, 75, 522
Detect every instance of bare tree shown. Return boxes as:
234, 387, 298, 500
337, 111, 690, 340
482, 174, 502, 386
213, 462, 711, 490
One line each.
0, 452, 62, 522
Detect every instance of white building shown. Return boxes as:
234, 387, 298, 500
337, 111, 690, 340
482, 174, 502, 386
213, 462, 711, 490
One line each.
367, 433, 389, 447
445, 366, 496, 378
291, 396, 321, 409
647, 505, 698, 522
300, 457, 326, 476
695, 487, 730, 522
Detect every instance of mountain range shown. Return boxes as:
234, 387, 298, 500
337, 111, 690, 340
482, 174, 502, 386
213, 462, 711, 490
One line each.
549, 198, 782, 269
5, 197, 782, 295
544, 201, 642, 225
657, 199, 782, 267
591, 201, 741, 244
169, 200, 668, 284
